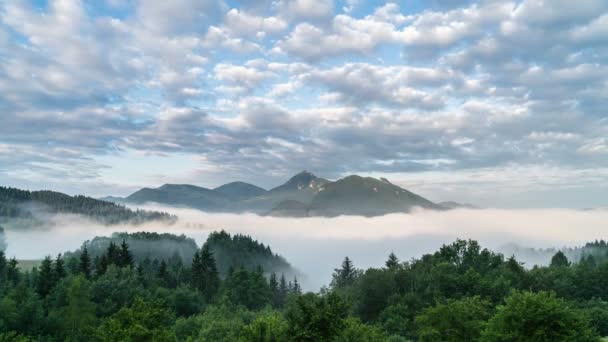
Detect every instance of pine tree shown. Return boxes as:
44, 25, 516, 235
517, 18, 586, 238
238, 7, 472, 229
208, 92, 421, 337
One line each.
269, 272, 281, 308
385, 252, 399, 268
106, 242, 119, 265
292, 276, 302, 295
200, 244, 220, 301
119, 240, 134, 268
54, 253, 67, 281
279, 273, 288, 305
37, 255, 54, 297
331, 256, 359, 289
191, 250, 202, 290
79, 245, 91, 279
550, 251, 570, 268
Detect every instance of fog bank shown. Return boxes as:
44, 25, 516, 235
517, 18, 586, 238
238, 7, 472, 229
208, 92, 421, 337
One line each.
5, 206, 608, 290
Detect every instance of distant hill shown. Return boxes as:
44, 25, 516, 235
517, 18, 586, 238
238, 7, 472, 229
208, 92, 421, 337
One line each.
64, 230, 297, 279
126, 184, 233, 211
308, 175, 441, 216
69, 231, 199, 264
213, 181, 267, 201
106, 171, 443, 217
0, 186, 175, 227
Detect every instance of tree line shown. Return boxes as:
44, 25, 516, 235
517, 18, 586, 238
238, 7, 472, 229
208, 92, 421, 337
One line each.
0, 186, 175, 226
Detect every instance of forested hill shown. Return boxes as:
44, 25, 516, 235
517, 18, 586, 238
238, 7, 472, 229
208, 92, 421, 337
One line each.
67, 231, 297, 279
0, 186, 175, 226
204, 230, 294, 277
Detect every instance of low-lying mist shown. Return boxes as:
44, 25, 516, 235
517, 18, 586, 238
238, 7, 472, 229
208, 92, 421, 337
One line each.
4, 205, 608, 290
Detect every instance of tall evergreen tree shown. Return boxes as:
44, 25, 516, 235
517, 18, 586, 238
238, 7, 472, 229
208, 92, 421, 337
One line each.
269, 272, 281, 308
54, 253, 67, 281
106, 242, 119, 265
118, 240, 134, 268
385, 252, 399, 268
292, 277, 302, 295
200, 244, 220, 301
331, 256, 359, 289
279, 273, 289, 306
550, 251, 570, 268
37, 256, 54, 297
79, 245, 91, 279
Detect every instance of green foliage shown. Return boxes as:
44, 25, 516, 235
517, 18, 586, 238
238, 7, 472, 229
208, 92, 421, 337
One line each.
222, 266, 272, 310
96, 297, 175, 341
191, 244, 220, 301
415, 296, 492, 342
285, 292, 349, 341
481, 291, 600, 342
333, 317, 388, 342
240, 310, 289, 342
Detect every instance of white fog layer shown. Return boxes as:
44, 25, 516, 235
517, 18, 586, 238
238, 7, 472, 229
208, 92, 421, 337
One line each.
5, 206, 608, 290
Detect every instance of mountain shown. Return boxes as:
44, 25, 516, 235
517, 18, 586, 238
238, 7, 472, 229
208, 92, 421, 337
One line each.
307, 175, 442, 216
238, 171, 329, 212
213, 181, 267, 201
112, 171, 442, 217
0, 186, 174, 227
126, 184, 230, 211
266, 200, 309, 217
438, 201, 478, 209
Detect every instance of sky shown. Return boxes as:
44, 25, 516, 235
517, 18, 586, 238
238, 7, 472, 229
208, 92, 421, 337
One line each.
0, 0, 607, 208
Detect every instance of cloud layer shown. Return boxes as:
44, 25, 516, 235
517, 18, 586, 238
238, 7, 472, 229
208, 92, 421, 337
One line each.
0, 0, 607, 207
5, 206, 608, 289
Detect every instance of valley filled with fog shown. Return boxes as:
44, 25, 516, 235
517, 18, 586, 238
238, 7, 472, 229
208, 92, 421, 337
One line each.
5, 205, 607, 290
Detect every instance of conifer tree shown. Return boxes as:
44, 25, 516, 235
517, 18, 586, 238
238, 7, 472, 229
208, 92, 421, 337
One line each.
279, 273, 289, 306
269, 272, 280, 308
79, 245, 91, 279
119, 240, 134, 268
292, 276, 302, 295
54, 253, 67, 281
200, 244, 220, 301
106, 242, 119, 265
385, 252, 399, 268
37, 255, 54, 297
331, 256, 359, 289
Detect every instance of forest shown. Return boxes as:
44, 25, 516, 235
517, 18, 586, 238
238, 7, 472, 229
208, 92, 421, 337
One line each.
1, 229, 608, 341
0, 187, 175, 226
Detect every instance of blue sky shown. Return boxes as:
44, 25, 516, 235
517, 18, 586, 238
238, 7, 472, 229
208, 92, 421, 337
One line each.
0, 0, 607, 208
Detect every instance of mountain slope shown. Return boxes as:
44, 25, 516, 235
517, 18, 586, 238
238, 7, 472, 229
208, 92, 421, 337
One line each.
307, 175, 441, 217
0, 186, 174, 226
126, 184, 230, 211
238, 171, 329, 212
213, 181, 267, 201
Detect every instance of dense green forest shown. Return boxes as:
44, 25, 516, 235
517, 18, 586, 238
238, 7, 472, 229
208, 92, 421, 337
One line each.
0, 187, 175, 226
1, 233, 608, 341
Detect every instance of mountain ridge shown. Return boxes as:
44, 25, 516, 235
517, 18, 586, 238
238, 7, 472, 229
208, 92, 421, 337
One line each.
103, 171, 444, 217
